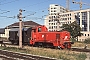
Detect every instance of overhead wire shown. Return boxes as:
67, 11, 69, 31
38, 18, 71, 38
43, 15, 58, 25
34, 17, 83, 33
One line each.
0, 0, 67, 25
0, 0, 51, 18
0, 11, 10, 14
7, 0, 52, 22
0, 0, 19, 5
22, 0, 51, 9
0, 9, 10, 11
0, 0, 20, 16
0, 0, 7, 3
22, 0, 52, 20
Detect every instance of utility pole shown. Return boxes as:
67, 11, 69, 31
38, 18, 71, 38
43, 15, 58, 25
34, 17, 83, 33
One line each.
17, 9, 25, 48
19, 9, 22, 48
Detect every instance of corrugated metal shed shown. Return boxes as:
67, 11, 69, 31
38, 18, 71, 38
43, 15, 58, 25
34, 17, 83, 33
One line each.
10, 27, 32, 31
7, 21, 41, 28
0, 28, 5, 34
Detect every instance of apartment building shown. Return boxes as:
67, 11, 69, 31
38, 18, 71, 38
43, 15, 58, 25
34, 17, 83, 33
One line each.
45, 4, 90, 41
49, 4, 67, 15
45, 4, 67, 31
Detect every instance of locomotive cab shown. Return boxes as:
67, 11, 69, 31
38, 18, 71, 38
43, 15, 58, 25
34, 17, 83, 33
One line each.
30, 25, 48, 45
31, 25, 47, 32
36, 25, 48, 32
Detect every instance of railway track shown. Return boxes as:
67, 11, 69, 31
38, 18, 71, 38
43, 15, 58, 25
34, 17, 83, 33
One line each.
2, 41, 90, 53
0, 41, 90, 60
0, 49, 57, 60
71, 47, 90, 52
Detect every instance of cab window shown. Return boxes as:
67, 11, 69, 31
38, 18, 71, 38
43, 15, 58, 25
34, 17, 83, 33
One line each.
38, 28, 41, 32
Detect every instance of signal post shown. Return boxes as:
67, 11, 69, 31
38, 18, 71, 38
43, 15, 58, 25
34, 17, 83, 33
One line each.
18, 9, 25, 48
19, 9, 22, 48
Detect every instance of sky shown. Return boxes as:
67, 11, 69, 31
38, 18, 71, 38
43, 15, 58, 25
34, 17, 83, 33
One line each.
0, 0, 90, 28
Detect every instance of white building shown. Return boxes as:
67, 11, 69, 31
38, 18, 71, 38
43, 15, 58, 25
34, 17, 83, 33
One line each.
45, 4, 90, 41
0, 28, 10, 40
59, 9, 90, 41
45, 4, 67, 31
49, 4, 67, 15
74, 9, 90, 41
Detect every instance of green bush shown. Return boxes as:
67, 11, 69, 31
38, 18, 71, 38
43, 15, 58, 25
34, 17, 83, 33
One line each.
70, 38, 76, 42
84, 38, 90, 44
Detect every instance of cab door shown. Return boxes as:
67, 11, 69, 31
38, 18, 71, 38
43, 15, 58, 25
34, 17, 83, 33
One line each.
56, 34, 60, 45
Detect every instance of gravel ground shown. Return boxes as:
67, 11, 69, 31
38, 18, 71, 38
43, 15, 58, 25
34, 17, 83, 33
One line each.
85, 53, 90, 60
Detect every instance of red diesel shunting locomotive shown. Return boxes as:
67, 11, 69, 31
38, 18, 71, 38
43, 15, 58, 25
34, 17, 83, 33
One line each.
30, 25, 74, 49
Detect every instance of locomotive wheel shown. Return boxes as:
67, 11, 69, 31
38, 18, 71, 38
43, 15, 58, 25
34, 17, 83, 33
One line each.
65, 44, 68, 49
34, 42, 39, 47
54, 46, 58, 49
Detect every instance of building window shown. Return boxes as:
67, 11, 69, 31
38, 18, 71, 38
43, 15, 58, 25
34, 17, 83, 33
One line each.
68, 18, 69, 20
70, 17, 71, 20
85, 34, 86, 36
55, 5, 58, 6
49, 27, 51, 29
54, 13, 56, 15
68, 22, 69, 24
54, 16, 55, 18
88, 34, 89, 36
70, 21, 71, 23
52, 26, 53, 29
49, 20, 51, 22
79, 39, 81, 41
51, 10, 53, 12
65, 18, 67, 20
68, 14, 69, 16
54, 23, 55, 25
56, 26, 57, 29
51, 8, 53, 9
70, 13, 71, 16
54, 8, 56, 9
82, 33, 84, 36
54, 26, 55, 28
49, 23, 50, 25
49, 16, 51, 19
54, 10, 56, 12
51, 13, 54, 15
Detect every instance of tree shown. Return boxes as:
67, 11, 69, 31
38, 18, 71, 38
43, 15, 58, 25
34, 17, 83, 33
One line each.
61, 21, 82, 38
84, 38, 90, 44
